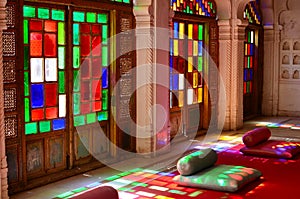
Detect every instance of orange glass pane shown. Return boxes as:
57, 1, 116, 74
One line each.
44, 20, 57, 32
32, 109, 44, 121
46, 107, 58, 119
30, 32, 43, 56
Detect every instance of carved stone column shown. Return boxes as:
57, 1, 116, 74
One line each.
0, 1, 8, 198
218, 19, 247, 130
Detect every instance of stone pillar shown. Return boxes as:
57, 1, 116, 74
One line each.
218, 19, 247, 130
0, 1, 8, 198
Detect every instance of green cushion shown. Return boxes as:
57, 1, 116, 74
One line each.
173, 164, 262, 192
177, 148, 217, 176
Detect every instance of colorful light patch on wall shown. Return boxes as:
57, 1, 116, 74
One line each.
244, 29, 255, 94
23, 5, 66, 135
170, 0, 216, 17
72, 11, 109, 126
243, 0, 262, 25
170, 21, 204, 108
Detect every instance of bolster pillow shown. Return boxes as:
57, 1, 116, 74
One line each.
177, 148, 217, 176
242, 127, 271, 147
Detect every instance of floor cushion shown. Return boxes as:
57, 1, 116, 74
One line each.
242, 127, 271, 147
173, 164, 262, 192
72, 186, 119, 199
240, 140, 300, 159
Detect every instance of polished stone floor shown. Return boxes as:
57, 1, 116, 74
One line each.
10, 116, 300, 199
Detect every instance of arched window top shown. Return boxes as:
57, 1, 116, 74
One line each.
170, 0, 216, 17
244, 0, 262, 25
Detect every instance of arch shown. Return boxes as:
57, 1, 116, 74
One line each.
237, 0, 254, 21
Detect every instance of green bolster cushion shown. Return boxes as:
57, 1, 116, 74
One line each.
242, 127, 271, 147
177, 148, 218, 176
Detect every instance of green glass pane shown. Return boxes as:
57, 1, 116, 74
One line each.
248, 57, 250, 68
59, 71, 65, 93
24, 72, 29, 96
98, 112, 108, 121
24, 46, 29, 70
87, 113, 96, 124
97, 14, 108, 23
25, 98, 30, 122
40, 121, 51, 133
102, 89, 108, 111
74, 115, 85, 126
198, 25, 203, 40
87, 12, 96, 23
24, 20, 28, 44
72, 187, 88, 193
102, 25, 108, 44
198, 57, 203, 72
248, 32, 251, 42
58, 22, 65, 45
73, 70, 80, 92
73, 47, 80, 68
52, 10, 65, 21
23, 6, 36, 18
25, 123, 37, 135
123, 0, 130, 3
102, 46, 108, 66
247, 82, 250, 93
38, 8, 49, 19
73, 11, 85, 22
73, 24, 79, 45
58, 47, 65, 69
73, 93, 80, 115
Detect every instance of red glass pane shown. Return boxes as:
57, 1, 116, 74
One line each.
178, 58, 185, 73
92, 25, 101, 34
173, 57, 178, 71
81, 58, 90, 79
80, 24, 91, 33
44, 20, 57, 32
250, 57, 253, 68
80, 35, 91, 56
46, 107, 58, 119
44, 33, 57, 57
30, 20, 43, 31
92, 80, 101, 100
198, 72, 202, 87
179, 40, 184, 57
93, 101, 101, 112
92, 58, 101, 78
92, 35, 101, 56
188, 41, 193, 56
45, 83, 58, 106
187, 73, 193, 87
32, 109, 44, 121
81, 103, 90, 114
244, 57, 248, 68
244, 82, 247, 94
248, 44, 250, 56
30, 32, 43, 56
193, 24, 198, 40
250, 81, 253, 93
81, 81, 90, 102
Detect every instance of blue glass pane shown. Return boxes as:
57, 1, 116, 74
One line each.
250, 44, 254, 56
170, 75, 173, 90
249, 69, 254, 80
31, 84, 44, 108
170, 58, 173, 73
53, 119, 66, 130
198, 41, 203, 56
170, 39, 173, 55
173, 74, 179, 91
244, 69, 248, 82
174, 22, 179, 38
102, 67, 108, 89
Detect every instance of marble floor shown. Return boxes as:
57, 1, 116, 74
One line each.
10, 116, 300, 199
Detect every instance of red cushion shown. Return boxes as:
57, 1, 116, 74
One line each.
73, 186, 119, 199
240, 140, 300, 159
242, 127, 271, 147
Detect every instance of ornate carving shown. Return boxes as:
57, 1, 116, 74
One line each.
3, 31, 16, 56
6, 4, 15, 28
120, 98, 130, 118
4, 115, 17, 138
120, 18, 131, 32
120, 78, 132, 97
120, 36, 132, 55
3, 60, 16, 83
4, 88, 17, 112
120, 58, 132, 75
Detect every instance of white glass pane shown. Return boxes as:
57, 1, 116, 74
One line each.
45, 58, 57, 81
251, 31, 254, 43
59, 94, 66, 117
179, 74, 184, 90
170, 92, 172, 108
187, 89, 193, 105
58, 47, 65, 69
30, 58, 44, 83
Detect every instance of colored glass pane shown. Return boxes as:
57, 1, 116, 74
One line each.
92, 59, 101, 78
73, 93, 80, 115
31, 84, 44, 108
102, 89, 108, 111
46, 107, 58, 119
38, 8, 50, 19
58, 22, 65, 45
198, 25, 203, 40
25, 123, 37, 135
81, 103, 90, 114
30, 58, 44, 82
92, 25, 101, 34
81, 81, 90, 102
81, 58, 90, 79
92, 36, 101, 56
179, 23, 184, 39
24, 72, 29, 96
102, 68, 108, 88
58, 71, 65, 93
45, 83, 58, 106
24, 20, 29, 44
24, 47, 29, 70
59, 95, 66, 117
40, 121, 51, 133
45, 33, 57, 56
173, 74, 179, 91
173, 40, 178, 56
98, 14, 108, 23
80, 35, 91, 56
87, 12, 96, 23
53, 119, 66, 130
73, 47, 80, 68
170, 0, 216, 17
98, 112, 108, 121
45, 58, 57, 81
188, 24, 193, 39
58, 47, 65, 69
45, 20, 57, 32
102, 25, 108, 45
73, 11, 85, 22
80, 24, 90, 33
73, 24, 80, 45
87, 113, 96, 124
73, 70, 80, 92
102, 46, 108, 66
25, 98, 30, 122
30, 20, 43, 31
32, 109, 44, 121
198, 57, 203, 71
74, 115, 85, 126
52, 10, 65, 21
92, 80, 101, 100
198, 88, 203, 103
179, 74, 184, 90
93, 101, 101, 112
23, 6, 36, 18
30, 32, 42, 56
178, 91, 184, 107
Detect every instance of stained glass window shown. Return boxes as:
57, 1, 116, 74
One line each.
110, 0, 131, 3
170, 0, 216, 17
170, 21, 204, 108
244, 29, 255, 94
23, 5, 66, 135
72, 11, 109, 126
243, 0, 262, 25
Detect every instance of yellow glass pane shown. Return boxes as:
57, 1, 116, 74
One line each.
245, 43, 247, 55
179, 23, 184, 39
198, 87, 203, 103
177, 0, 180, 7
188, 57, 193, 72
180, 0, 183, 3
188, 24, 193, 39
179, 91, 184, 107
193, 41, 198, 56
193, 72, 198, 88
173, 3, 176, 11
174, 40, 179, 56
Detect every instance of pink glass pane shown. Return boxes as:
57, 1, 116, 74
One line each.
81, 58, 90, 79
30, 32, 43, 56
44, 20, 57, 32
44, 33, 57, 57
45, 83, 58, 106
30, 20, 43, 31
81, 81, 90, 102
92, 80, 101, 100
46, 107, 58, 119
92, 35, 101, 56
179, 40, 184, 56
81, 103, 90, 114
93, 101, 101, 112
92, 58, 101, 78
80, 24, 91, 33
80, 35, 91, 56
32, 109, 44, 121
188, 41, 193, 56
92, 25, 101, 34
